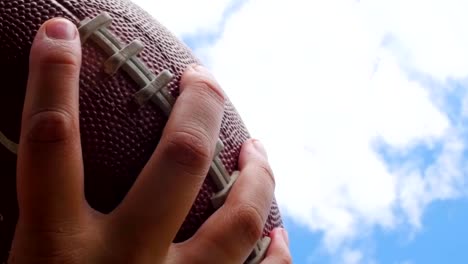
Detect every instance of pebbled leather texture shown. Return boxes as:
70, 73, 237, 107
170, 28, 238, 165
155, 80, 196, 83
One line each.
0, 0, 282, 261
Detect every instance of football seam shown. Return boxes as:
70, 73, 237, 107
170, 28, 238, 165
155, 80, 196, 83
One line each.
0, 131, 17, 154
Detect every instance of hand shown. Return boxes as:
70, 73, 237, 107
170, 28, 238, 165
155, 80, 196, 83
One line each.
8, 18, 291, 264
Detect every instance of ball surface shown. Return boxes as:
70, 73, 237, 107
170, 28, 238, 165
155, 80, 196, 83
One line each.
0, 0, 282, 261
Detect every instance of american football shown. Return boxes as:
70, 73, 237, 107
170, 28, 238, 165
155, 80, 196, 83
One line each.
0, 0, 282, 262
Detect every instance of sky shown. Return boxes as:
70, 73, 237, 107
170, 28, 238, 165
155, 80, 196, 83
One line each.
132, 0, 468, 263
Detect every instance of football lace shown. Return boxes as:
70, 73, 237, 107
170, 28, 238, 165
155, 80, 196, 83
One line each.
78, 12, 271, 264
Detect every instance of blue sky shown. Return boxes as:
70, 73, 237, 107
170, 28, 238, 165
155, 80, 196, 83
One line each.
284, 198, 468, 264
133, 0, 468, 263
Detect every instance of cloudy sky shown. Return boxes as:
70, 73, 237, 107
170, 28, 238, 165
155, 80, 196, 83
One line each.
132, 0, 468, 263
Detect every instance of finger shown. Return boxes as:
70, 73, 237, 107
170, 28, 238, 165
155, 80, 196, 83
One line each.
111, 65, 225, 254
262, 228, 292, 264
179, 139, 276, 263
17, 18, 85, 227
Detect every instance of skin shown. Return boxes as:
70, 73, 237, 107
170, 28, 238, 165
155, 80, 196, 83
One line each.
8, 18, 292, 264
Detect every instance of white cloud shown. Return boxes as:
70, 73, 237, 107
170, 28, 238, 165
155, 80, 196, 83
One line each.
369, 51, 449, 147
397, 130, 466, 228
131, 0, 231, 36
197, 0, 456, 247
342, 249, 364, 264
360, 0, 468, 81
134, 0, 468, 262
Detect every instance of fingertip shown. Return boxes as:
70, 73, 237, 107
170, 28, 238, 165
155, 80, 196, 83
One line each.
264, 228, 291, 263
33, 17, 79, 46
30, 18, 81, 66
279, 228, 289, 246
180, 64, 225, 101
252, 139, 268, 158
239, 139, 269, 169
270, 228, 288, 245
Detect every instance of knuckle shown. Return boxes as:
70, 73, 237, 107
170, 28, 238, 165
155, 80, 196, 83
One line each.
39, 51, 81, 82
196, 80, 224, 101
164, 130, 212, 169
41, 46, 81, 68
11, 224, 86, 263
33, 36, 81, 66
31, 40, 81, 78
232, 204, 265, 245
26, 109, 75, 143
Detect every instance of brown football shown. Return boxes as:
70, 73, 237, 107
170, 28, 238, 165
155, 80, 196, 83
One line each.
0, 0, 282, 263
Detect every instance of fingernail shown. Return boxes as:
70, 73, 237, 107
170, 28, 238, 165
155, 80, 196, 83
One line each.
253, 139, 268, 158
281, 228, 289, 245
46, 18, 77, 40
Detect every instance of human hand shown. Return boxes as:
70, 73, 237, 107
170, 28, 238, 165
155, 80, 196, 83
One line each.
8, 18, 291, 264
